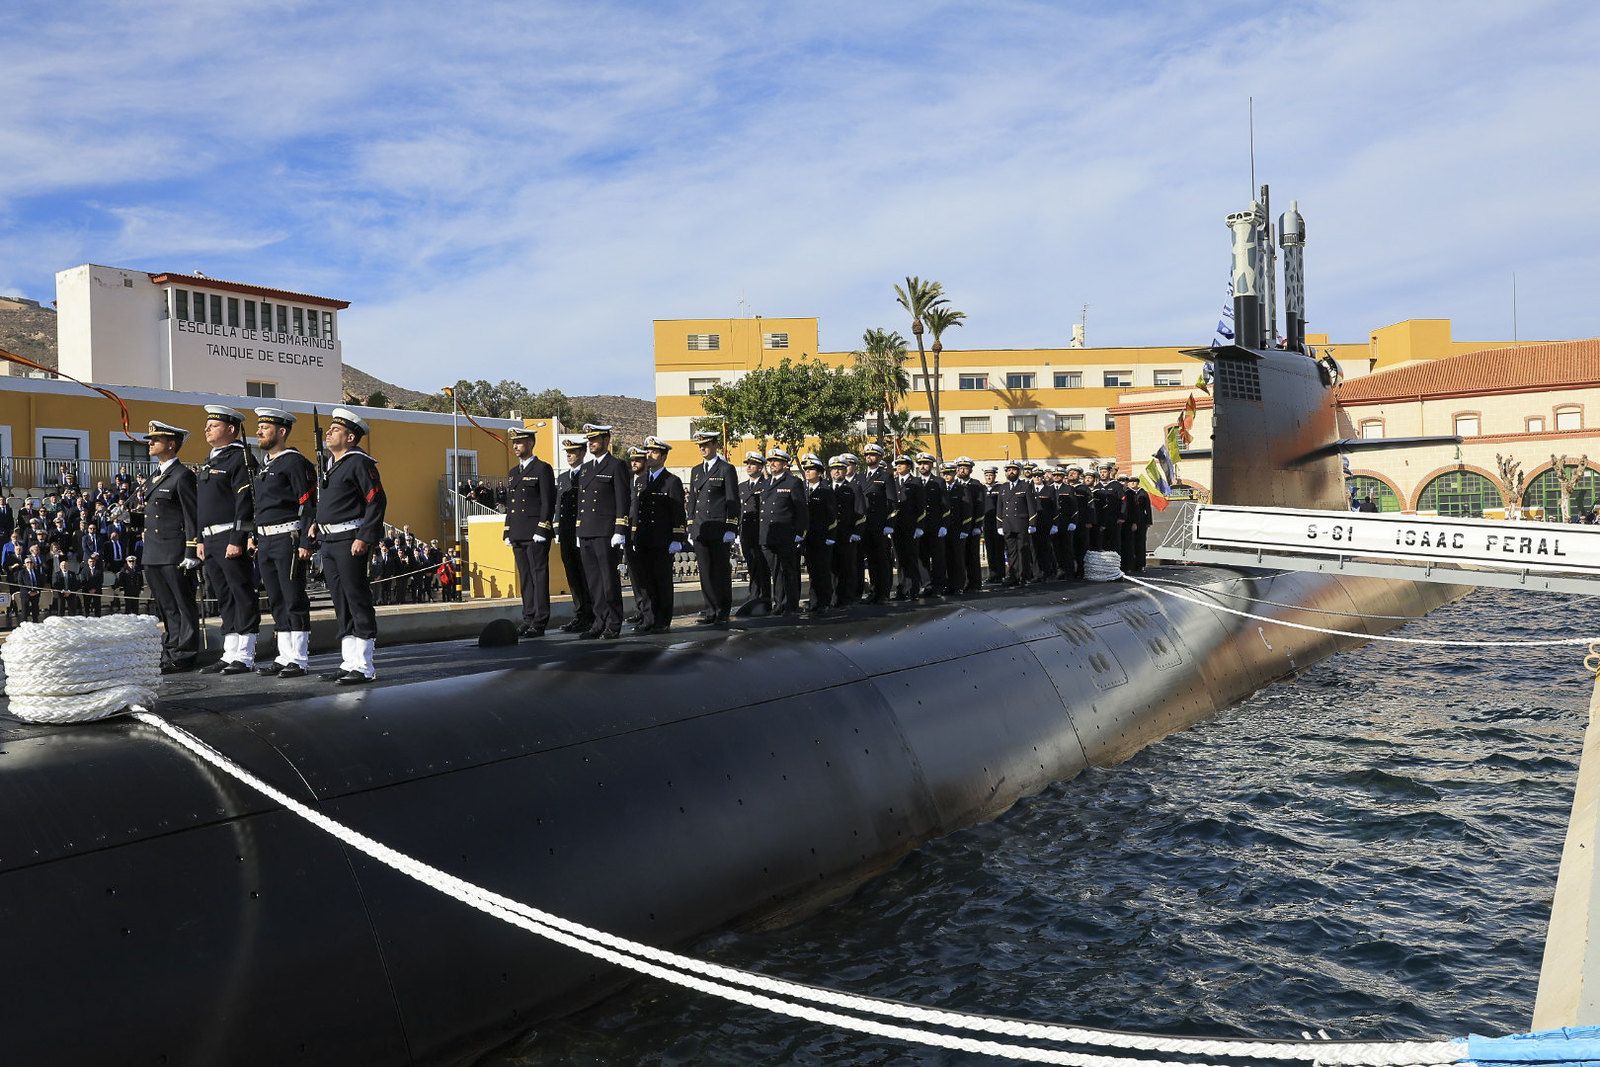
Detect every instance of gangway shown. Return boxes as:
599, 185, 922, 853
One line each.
1152, 501, 1600, 593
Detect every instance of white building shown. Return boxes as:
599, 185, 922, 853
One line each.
54, 264, 347, 402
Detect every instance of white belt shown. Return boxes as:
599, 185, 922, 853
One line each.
320, 521, 360, 534
202, 523, 249, 537
258, 521, 298, 537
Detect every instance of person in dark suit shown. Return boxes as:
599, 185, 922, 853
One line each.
78, 553, 106, 617
798, 455, 837, 616
1127, 476, 1154, 572
575, 425, 631, 640
13, 554, 44, 623
1, 531, 25, 571
857, 444, 899, 604
1029, 466, 1058, 582
736, 451, 770, 615
1064, 466, 1092, 579
889, 455, 924, 600
502, 426, 557, 638
914, 453, 947, 598
940, 462, 969, 597
113, 555, 145, 614
141, 420, 201, 672
997, 460, 1037, 587
0, 498, 13, 542
627, 436, 686, 633
686, 430, 740, 626
827, 455, 865, 608
954, 458, 984, 594
981, 466, 1005, 583
552, 436, 593, 633
50, 557, 80, 615
758, 449, 808, 616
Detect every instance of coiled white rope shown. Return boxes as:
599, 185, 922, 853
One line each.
1, 615, 161, 723
125, 705, 1464, 1067
1084, 551, 1124, 583
1125, 574, 1600, 648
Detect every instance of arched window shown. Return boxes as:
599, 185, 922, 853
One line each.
1416, 470, 1498, 517
1346, 475, 1400, 511
1522, 466, 1600, 521
1358, 419, 1384, 439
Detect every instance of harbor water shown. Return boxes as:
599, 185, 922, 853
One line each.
501, 587, 1590, 1065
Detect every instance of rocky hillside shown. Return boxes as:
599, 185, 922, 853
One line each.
0, 299, 656, 433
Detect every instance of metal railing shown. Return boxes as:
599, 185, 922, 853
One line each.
438, 477, 505, 535
2, 457, 155, 495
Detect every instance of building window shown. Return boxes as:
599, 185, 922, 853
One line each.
1008, 414, 1039, 432
226, 297, 240, 327
686, 333, 720, 351
911, 417, 940, 434
1058, 413, 1086, 431
911, 374, 943, 392
1453, 414, 1480, 437
1359, 419, 1384, 439
1105, 413, 1117, 430
309, 311, 320, 338
762, 332, 789, 349
209, 294, 222, 324
960, 416, 991, 434
1005, 372, 1035, 390
115, 438, 152, 475
1346, 475, 1400, 512
1523, 466, 1600, 520
291, 307, 304, 335
688, 378, 720, 395
174, 289, 189, 321
246, 381, 277, 398
1153, 370, 1183, 387
958, 374, 988, 390
1104, 371, 1133, 388
244, 301, 257, 331
1054, 371, 1083, 389
1527, 416, 1545, 433
323, 311, 335, 339
1556, 407, 1583, 431
193, 291, 207, 323
276, 305, 288, 334
1417, 470, 1497, 517
260, 302, 273, 333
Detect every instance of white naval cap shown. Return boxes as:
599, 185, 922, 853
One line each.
203, 404, 244, 427
142, 419, 189, 445
560, 434, 586, 450
583, 423, 613, 439
330, 406, 370, 437
744, 450, 766, 464
253, 406, 296, 428
955, 456, 975, 467
642, 435, 672, 453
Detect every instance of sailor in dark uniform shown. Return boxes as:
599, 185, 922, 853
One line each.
315, 407, 386, 683
1097, 460, 1130, 559
251, 407, 317, 678
1028, 465, 1058, 582
553, 435, 594, 634
503, 426, 556, 638
940, 462, 969, 596
628, 436, 686, 633
687, 430, 739, 626
981, 466, 1005, 583
997, 459, 1037, 586
858, 443, 898, 604
954, 458, 984, 594
736, 450, 771, 615
576, 424, 630, 640
1090, 464, 1122, 553
195, 405, 260, 675
889, 455, 923, 600
913, 453, 947, 597
798, 453, 837, 616
141, 420, 201, 673
827, 455, 864, 608
1126, 475, 1154, 573
758, 448, 808, 616
1065, 465, 1092, 579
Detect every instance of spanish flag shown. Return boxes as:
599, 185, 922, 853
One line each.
1140, 456, 1171, 511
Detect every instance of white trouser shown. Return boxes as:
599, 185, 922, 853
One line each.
222, 632, 257, 665
340, 635, 376, 679
275, 630, 310, 669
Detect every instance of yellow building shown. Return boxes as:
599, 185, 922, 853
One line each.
0, 375, 521, 544
653, 315, 1516, 468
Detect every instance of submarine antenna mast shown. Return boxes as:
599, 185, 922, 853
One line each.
1280, 200, 1307, 353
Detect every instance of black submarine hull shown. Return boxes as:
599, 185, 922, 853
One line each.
0, 566, 1460, 1065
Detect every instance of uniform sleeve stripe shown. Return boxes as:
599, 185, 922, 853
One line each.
297, 491, 312, 505
365, 486, 380, 503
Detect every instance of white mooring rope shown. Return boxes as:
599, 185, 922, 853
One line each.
1084, 551, 1125, 583
1, 615, 161, 723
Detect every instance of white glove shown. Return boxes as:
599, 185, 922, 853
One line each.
722, 530, 737, 545
609, 533, 625, 549
825, 538, 835, 546
937, 526, 946, 538
795, 534, 803, 545
1050, 525, 1058, 535
503, 537, 511, 545
669, 541, 682, 554
533, 534, 547, 544
959, 531, 968, 539
1068, 523, 1077, 532
179, 557, 200, 571
552, 533, 561, 545
913, 528, 923, 539
882, 526, 893, 536
849, 533, 861, 543
1027, 525, 1036, 534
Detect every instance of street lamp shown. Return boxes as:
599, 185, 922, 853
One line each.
443, 386, 459, 540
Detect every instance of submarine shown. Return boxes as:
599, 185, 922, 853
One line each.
0, 197, 1464, 1065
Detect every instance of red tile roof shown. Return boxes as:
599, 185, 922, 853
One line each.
1337, 339, 1600, 404
147, 273, 350, 310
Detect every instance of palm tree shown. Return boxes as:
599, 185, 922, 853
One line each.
894, 276, 948, 461
850, 328, 910, 444
924, 304, 966, 457
884, 409, 928, 458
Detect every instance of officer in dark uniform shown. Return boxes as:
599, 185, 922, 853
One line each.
1126, 475, 1153, 573
628, 436, 686, 633
195, 405, 259, 675
914, 453, 948, 597
1065, 465, 1092, 579
939, 462, 969, 596
798, 454, 837, 617
889, 455, 923, 600
997, 459, 1037, 586
315, 407, 386, 684
687, 429, 739, 626
1028, 466, 1057, 582
758, 449, 808, 616
251, 407, 317, 677
736, 450, 771, 615
827, 455, 864, 608
981, 466, 1005, 583
553, 435, 593, 634
1090, 464, 1122, 553
1097, 460, 1129, 558
858, 443, 899, 604
141, 420, 201, 673
955, 458, 984, 594
503, 425, 557, 638
576, 424, 630, 640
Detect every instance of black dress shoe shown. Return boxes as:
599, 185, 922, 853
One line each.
276, 664, 307, 679
256, 662, 284, 676
321, 670, 349, 681
220, 661, 254, 675
625, 613, 643, 625
336, 671, 374, 685
198, 661, 226, 674
559, 619, 584, 633
649, 623, 673, 634
630, 623, 653, 634
601, 629, 621, 640
578, 629, 603, 640
160, 661, 194, 675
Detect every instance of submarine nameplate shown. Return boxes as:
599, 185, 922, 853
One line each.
1193, 504, 1600, 576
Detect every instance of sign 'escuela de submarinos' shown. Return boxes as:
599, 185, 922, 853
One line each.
174, 319, 334, 370
1193, 504, 1600, 575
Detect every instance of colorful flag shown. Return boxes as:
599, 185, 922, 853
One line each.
1154, 442, 1176, 485
1140, 457, 1171, 511
1210, 282, 1235, 347
1177, 394, 1196, 446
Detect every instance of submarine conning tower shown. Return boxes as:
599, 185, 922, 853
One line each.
1208, 194, 1346, 512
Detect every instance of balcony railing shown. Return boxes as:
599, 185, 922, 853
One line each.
2, 456, 156, 494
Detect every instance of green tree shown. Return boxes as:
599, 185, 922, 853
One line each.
365, 390, 389, 408
924, 304, 966, 456
698, 357, 872, 458
894, 276, 948, 462
883, 409, 928, 457
851, 328, 909, 445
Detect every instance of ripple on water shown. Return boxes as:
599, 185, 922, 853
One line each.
498, 588, 1587, 1064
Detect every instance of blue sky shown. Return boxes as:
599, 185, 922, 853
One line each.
3, 1, 1597, 397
